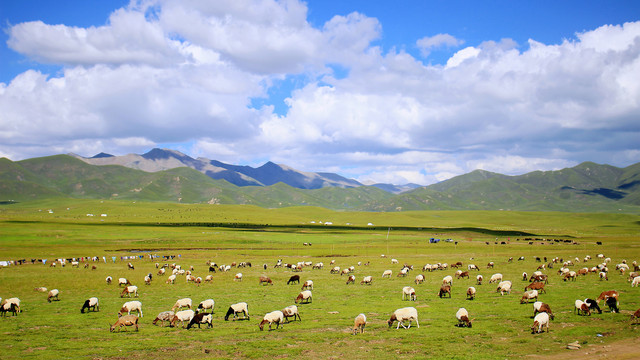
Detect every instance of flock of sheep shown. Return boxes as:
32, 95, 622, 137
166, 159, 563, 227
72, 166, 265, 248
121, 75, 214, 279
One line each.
2, 251, 640, 340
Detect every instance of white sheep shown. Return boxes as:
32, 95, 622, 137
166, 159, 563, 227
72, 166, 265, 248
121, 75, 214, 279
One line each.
456, 308, 472, 327
197, 299, 215, 313
415, 274, 425, 284
476, 274, 483, 285
489, 273, 503, 283
361, 276, 373, 285
81, 297, 99, 313
282, 305, 301, 322
234, 273, 243, 281
302, 280, 314, 290
388, 307, 419, 329
224, 302, 249, 321
120, 285, 138, 298
171, 309, 195, 328
497, 280, 512, 295
166, 274, 177, 284
259, 310, 284, 331
118, 300, 143, 317
520, 290, 538, 304
391, 258, 399, 264
352, 313, 367, 334
118, 278, 130, 286
442, 275, 453, 286
152, 311, 174, 326
402, 286, 416, 301
531, 312, 549, 333
574, 300, 590, 315
382, 270, 392, 278
0, 298, 21, 314
172, 298, 192, 312
466, 286, 476, 300
295, 290, 312, 304
330, 266, 341, 274
144, 275, 152, 285
47, 289, 60, 302
631, 276, 640, 287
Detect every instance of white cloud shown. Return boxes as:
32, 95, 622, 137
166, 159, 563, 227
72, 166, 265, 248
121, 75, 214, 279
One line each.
416, 33, 464, 57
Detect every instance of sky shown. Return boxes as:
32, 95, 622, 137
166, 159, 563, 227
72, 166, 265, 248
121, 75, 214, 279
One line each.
1, 1, 640, 186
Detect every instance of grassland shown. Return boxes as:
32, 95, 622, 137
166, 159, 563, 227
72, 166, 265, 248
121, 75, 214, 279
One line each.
0, 199, 639, 359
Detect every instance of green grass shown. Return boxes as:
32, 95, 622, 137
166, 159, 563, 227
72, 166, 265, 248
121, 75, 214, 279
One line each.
0, 200, 639, 359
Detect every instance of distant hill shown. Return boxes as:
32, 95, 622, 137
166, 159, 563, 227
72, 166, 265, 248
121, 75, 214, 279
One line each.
1, 152, 639, 212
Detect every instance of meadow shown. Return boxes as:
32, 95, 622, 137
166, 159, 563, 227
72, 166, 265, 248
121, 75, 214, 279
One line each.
0, 199, 639, 359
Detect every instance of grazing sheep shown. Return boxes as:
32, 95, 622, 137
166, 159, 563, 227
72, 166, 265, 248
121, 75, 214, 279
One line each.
631, 276, 640, 287
259, 276, 273, 285
152, 311, 174, 326
34, 287, 47, 293
456, 271, 470, 279
497, 281, 512, 295
106, 276, 112, 285
0, 298, 20, 314
224, 302, 249, 321
171, 298, 192, 312
520, 290, 539, 304
525, 282, 546, 293
110, 315, 139, 332
532, 301, 554, 320
438, 285, 452, 298
234, 273, 243, 281
295, 290, 313, 304
391, 259, 399, 264
186, 312, 213, 329
489, 273, 503, 284
606, 296, 619, 313
330, 266, 341, 274
287, 275, 300, 285
302, 280, 314, 290
259, 310, 284, 331
118, 278, 131, 287
346, 275, 356, 284
120, 285, 138, 298
144, 274, 152, 285
352, 313, 367, 334
574, 300, 591, 316
486, 262, 494, 269
81, 297, 99, 313
397, 268, 408, 277
402, 286, 417, 301
157, 268, 166, 276
382, 270, 392, 278
166, 274, 177, 284
415, 274, 425, 284
205, 275, 213, 283
455, 308, 472, 327
522, 272, 528, 281
442, 275, 453, 286
468, 264, 479, 271
563, 271, 577, 281
127, 262, 135, 270
0, 302, 18, 317
531, 312, 549, 334
466, 286, 476, 300
360, 276, 373, 285
584, 298, 602, 314
47, 289, 60, 302
388, 307, 419, 329
170, 310, 195, 328
197, 299, 215, 314
282, 305, 301, 322
630, 308, 640, 324
476, 275, 483, 285
596, 290, 619, 304
118, 300, 143, 317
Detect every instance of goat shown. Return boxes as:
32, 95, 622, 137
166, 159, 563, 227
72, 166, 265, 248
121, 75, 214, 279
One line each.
81, 297, 99, 313
110, 315, 139, 332
352, 313, 367, 334
224, 302, 249, 321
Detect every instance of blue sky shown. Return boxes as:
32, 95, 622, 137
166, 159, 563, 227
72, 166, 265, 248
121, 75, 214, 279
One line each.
1, 0, 640, 185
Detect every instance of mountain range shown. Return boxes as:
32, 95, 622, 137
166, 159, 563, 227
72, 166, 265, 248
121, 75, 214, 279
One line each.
1, 149, 639, 212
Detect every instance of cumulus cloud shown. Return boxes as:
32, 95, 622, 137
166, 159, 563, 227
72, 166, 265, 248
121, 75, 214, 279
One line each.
1, 1, 640, 185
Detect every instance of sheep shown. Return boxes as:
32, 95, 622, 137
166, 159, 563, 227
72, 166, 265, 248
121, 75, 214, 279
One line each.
186, 275, 196, 283
391, 259, 399, 264
118, 300, 143, 317
415, 274, 425, 284
171, 298, 192, 312
287, 275, 300, 285
152, 311, 174, 326
330, 266, 341, 274
606, 296, 619, 313
34, 287, 47, 293
47, 289, 60, 302
144, 274, 152, 285
497, 281, 512, 295
402, 286, 417, 301
532, 301, 554, 320
397, 268, 408, 277
205, 275, 213, 283
584, 298, 602, 314
259, 310, 284, 331
0, 302, 18, 317
388, 307, 419, 329
382, 270, 392, 278
170, 309, 195, 328
118, 278, 130, 287
489, 273, 503, 284
574, 300, 591, 316
522, 272, 528, 281
438, 285, 452, 298
0, 298, 20, 314
120, 285, 138, 298
486, 262, 494, 269
166, 274, 177, 284
442, 275, 453, 286
455, 308, 472, 327
234, 273, 243, 281
197, 299, 215, 314
341, 268, 351, 276
596, 290, 619, 304
81, 297, 99, 313
186, 312, 213, 329
520, 290, 539, 304
158, 268, 166, 276
224, 302, 249, 321
352, 313, 367, 334
110, 315, 139, 332
563, 271, 577, 281
456, 271, 470, 279
360, 276, 373, 285
302, 280, 313, 290
631, 276, 640, 287
531, 312, 549, 334
259, 276, 273, 285
346, 275, 356, 284
476, 275, 483, 285
466, 286, 476, 300
525, 282, 546, 293
295, 290, 312, 304
630, 308, 640, 324
282, 305, 301, 322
